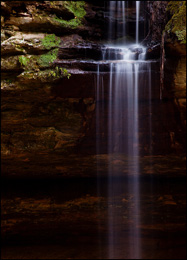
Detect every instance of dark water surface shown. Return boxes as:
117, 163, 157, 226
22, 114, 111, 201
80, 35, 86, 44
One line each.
1, 168, 186, 259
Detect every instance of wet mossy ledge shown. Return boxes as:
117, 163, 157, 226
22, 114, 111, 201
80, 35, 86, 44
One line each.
165, 1, 186, 44
1, 0, 102, 88
1, 33, 71, 85
53, 1, 86, 29
164, 1, 186, 56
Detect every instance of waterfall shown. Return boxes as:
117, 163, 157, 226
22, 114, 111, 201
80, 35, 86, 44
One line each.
96, 1, 153, 258
122, 1, 125, 39
107, 1, 126, 41
136, 1, 140, 44
106, 1, 140, 43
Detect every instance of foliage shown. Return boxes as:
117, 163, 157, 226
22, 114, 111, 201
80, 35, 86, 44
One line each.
19, 56, 30, 67
62, 68, 71, 79
48, 67, 71, 79
53, 17, 82, 28
64, 1, 86, 19
53, 1, 86, 29
165, 1, 186, 44
38, 48, 58, 67
41, 34, 61, 49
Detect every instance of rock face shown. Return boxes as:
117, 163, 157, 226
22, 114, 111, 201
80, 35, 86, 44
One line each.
173, 57, 186, 131
143, 1, 168, 46
1, 1, 102, 156
1, 1, 186, 163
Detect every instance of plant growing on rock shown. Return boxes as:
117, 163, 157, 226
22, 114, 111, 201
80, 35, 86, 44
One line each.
38, 48, 59, 67
41, 34, 61, 49
53, 1, 86, 29
62, 68, 71, 79
48, 66, 71, 79
165, 1, 186, 43
18, 56, 30, 67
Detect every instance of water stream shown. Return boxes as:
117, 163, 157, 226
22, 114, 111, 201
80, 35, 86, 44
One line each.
136, 1, 140, 44
96, 1, 152, 258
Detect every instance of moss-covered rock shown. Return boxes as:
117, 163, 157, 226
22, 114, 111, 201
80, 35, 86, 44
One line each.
1, 32, 61, 56
165, 1, 186, 44
5, 12, 89, 35
16, 66, 71, 85
52, 1, 86, 27
1, 55, 38, 72
17, 70, 57, 84
41, 34, 61, 49
37, 48, 59, 67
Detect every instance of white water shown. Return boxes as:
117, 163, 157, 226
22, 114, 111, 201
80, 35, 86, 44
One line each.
96, 59, 153, 259
136, 1, 140, 44
106, 1, 126, 41
96, 1, 153, 258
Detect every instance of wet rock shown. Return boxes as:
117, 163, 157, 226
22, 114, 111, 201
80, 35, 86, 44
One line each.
146, 44, 160, 59
145, 2, 168, 44
2, 54, 42, 73
1, 30, 6, 42
5, 15, 85, 35
58, 44, 124, 61
1, 80, 16, 91
128, 47, 143, 54
165, 42, 186, 57
1, 94, 84, 154
60, 34, 85, 48
1, 56, 22, 71
1, 2, 12, 16
51, 72, 96, 99
1, 152, 186, 179
1, 16, 5, 26
16, 70, 61, 84
1, 32, 53, 56
58, 44, 104, 60
55, 60, 109, 72
173, 57, 186, 128
43, 1, 75, 20
4, 11, 94, 38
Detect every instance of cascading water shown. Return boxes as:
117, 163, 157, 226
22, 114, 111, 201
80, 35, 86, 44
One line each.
96, 1, 153, 259
106, 1, 126, 41
136, 1, 140, 44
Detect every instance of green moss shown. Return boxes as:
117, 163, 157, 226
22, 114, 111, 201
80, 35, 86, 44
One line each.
165, 1, 186, 44
18, 67, 71, 83
64, 1, 86, 19
38, 48, 59, 67
62, 68, 71, 79
19, 56, 30, 67
53, 1, 86, 28
48, 67, 71, 79
53, 17, 82, 28
41, 34, 61, 49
